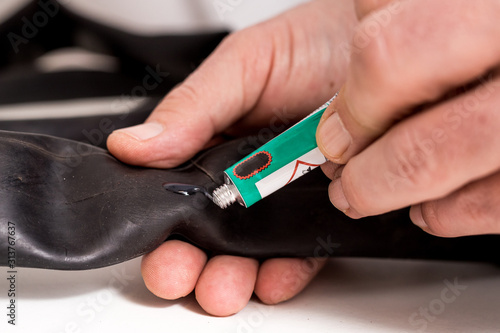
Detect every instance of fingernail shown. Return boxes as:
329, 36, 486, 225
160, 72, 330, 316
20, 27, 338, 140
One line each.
331, 178, 350, 213
410, 205, 428, 229
116, 122, 163, 141
318, 112, 351, 161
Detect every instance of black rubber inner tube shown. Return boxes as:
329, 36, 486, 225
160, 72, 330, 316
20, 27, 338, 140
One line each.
0, 130, 499, 270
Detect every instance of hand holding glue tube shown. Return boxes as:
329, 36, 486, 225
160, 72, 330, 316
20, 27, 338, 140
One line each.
105, 0, 500, 318
213, 94, 338, 208
316, 0, 500, 238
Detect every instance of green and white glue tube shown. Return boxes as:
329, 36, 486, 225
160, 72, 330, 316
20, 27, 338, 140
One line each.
212, 92, 338, 209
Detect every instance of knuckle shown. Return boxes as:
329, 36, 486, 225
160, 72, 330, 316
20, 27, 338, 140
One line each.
387, 126, 445, 191
347, 23, 402, 134
457, 188, 490, 225
420, 202, 454, 236
421, 183, 500, 237
218, 25, 261, 53
166, 82, 200, 106
351, 18, 397, 94
341, 163, 379, 215
158, 82, 213, 129
454, 183, 500, 234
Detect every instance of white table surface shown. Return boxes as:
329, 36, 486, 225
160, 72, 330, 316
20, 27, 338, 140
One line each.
1, 257, 499, 333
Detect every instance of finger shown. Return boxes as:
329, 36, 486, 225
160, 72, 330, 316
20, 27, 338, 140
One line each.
354, 0, 394, 19
141, 240, 207, 300
317, 0, 500, 164
108, 1, 355, 168
195, 255, 259, 317
254, 258, 327, 305
330, 76, 500, 217
410, 171, 500, 237
107, 29, 273, 168
320, 161, 342, 181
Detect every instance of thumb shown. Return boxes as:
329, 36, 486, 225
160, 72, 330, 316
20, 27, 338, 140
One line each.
353, 0, 395, 19
316, 0, 500, 165
107, 29, 273, 168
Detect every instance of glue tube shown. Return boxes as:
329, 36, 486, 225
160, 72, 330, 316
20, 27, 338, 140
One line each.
212, 93, 337, 208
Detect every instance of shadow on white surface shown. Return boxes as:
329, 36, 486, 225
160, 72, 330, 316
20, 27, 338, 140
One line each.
1, 256, 500, 332
291, 258, 500, 332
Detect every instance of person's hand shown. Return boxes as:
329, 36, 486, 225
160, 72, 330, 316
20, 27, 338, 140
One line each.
107, 0, 357, 316
317, 0, 500, 237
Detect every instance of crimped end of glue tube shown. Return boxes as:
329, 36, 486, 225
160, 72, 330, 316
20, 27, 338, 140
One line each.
212, 184, 237, 209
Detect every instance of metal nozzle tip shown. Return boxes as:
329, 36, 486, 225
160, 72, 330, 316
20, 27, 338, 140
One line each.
212, 184, 237, 209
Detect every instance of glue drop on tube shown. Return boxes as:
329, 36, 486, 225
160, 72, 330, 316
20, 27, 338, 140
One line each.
212, 92, 338, 209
